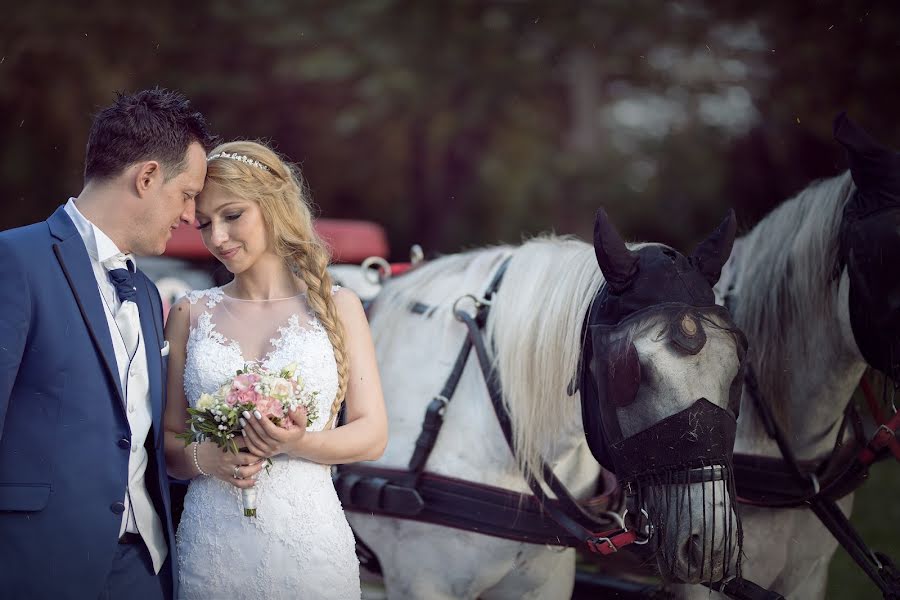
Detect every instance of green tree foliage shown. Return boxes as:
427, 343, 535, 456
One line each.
0, 1, 897, 257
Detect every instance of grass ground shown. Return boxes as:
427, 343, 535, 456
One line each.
826, 460, 900, 599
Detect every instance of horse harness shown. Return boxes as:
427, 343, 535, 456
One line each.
724, 288, 900, 598
336, 252, 787, 600
724, 113, 900, 598
336, 256, 643, 559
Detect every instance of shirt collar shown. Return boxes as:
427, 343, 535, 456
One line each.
63, 198, 136, 267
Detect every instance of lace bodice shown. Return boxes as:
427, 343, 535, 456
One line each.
182, 286, 339, 432
175, 286, 360, 600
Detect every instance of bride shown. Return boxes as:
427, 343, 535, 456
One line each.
162, 140, 387, 599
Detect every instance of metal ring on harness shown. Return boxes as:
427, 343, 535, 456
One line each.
452, 294, 491, 320
361, 256, 392, 284
622, 507, 654, 545
434, 395, 449, 416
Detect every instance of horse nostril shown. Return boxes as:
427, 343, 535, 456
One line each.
678, 533, 705, 580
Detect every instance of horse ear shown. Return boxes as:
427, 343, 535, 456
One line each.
593, 208, 638, 293
833, 111, 900, 203
690, 210, 737, 285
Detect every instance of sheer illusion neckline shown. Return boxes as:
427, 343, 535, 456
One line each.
188, 286, 322, 365
202, 311, 321, 365
219, 287, 308, 302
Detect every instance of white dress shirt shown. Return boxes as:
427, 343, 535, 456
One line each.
63, 199, 168, 572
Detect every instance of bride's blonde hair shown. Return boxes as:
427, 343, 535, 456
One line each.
205, 140, 348, 422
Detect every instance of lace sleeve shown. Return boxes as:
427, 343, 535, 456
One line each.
184, 287, 225, 330
185, 289, 205, 305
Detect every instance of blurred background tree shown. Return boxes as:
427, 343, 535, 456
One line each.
3, 0, 897, 258
1, 1, 898, 597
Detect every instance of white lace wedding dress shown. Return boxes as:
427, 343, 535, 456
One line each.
176, 287, 360, 600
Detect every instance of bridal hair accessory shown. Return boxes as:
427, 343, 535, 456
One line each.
208, 151, 270, 172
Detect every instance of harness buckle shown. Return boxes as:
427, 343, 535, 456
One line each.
875, 423, 896, 439
587, 536, 618, 554
434, 395, 449, 416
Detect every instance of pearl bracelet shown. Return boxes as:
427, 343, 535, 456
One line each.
192, 442, 211, 477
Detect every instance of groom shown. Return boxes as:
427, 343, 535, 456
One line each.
0, 89, 216, 598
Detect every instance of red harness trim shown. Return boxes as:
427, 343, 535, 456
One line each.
858, 376, 900, 465
587, 530, 638, 555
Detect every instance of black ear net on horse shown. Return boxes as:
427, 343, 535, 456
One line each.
834, 112, 900, 383
577, 208, 747, 581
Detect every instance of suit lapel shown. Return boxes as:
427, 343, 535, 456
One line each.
48, 207, 126, 409
136, 275, 164, 445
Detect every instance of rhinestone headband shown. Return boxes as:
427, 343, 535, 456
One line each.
207, 151, 270, 172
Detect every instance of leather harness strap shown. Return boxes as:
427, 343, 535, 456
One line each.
339, 255, 638, 556
733, 361, 900, 598
454, 308, 638, 555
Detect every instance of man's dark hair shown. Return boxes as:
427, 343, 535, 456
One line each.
84, 88, 218, 183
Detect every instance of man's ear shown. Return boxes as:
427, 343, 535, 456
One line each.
134, 160, 161, 198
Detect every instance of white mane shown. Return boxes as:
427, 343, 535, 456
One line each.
369, 237, 603, 482
487, 236, 604, 481
727, 171, 854, 427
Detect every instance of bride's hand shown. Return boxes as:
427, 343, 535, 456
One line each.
193, 441, 267, 489
240, 406, 308, 458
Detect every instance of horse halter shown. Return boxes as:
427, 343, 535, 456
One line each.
577, 259, 747, 483
834, 112, 900, 384
574, 223, 748, 582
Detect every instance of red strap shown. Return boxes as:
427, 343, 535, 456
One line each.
858, 375, 900, 465
585, 530, 638, 555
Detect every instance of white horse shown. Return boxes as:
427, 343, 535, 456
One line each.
680, 116, 900, 599
347, 210, 747, 599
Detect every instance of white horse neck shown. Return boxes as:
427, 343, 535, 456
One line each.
719, 172, 867, 460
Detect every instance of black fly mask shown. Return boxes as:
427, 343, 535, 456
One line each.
577, 209, 747, 582
834, 113, 900, 385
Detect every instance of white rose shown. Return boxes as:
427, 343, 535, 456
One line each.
271, 379, 293, 399
197, 393, 216, 411
281, 362, 298, 378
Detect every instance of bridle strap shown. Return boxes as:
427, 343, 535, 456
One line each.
407, 256, 512, 474
738, 362, 900, 598
455, 309, 637, 554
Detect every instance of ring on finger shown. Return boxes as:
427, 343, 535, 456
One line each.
232, 465, 242, 480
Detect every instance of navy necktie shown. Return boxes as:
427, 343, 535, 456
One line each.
107, 259, 137, 303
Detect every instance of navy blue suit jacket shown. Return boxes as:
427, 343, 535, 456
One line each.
0, 206, 177, 598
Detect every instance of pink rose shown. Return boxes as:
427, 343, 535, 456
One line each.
232, 373, 261, 392
229, 389, 260, 408
256, 396, 284, 420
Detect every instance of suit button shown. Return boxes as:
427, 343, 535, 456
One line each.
110, 502, 126, 515
118, 438, 130, 449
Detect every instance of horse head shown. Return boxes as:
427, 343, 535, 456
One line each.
834, 112, 900, 382
581, 208, 746, 583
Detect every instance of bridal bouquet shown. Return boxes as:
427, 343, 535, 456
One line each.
177, 362, 319, 517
